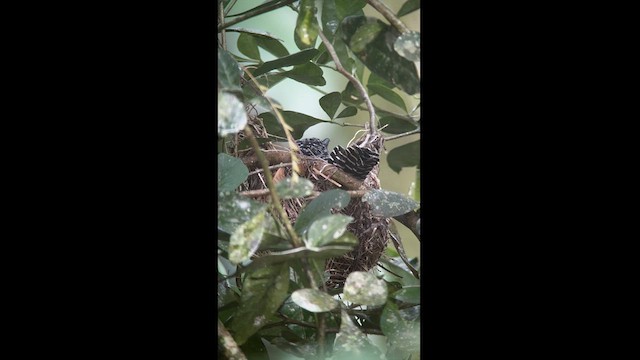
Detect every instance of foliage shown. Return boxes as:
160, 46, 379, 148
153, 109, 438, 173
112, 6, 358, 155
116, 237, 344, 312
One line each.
218, 0, 420, 358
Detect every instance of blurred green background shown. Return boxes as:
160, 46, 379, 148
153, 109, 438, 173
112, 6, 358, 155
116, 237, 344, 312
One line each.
224, 0, 420, 259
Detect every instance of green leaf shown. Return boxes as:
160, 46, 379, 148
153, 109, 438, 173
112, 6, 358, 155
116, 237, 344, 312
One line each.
394, 31, 420, 62
255, 36, 289, 58
333, 309, 383, 359
282, 63, 326, 86
321, 0, 339, 40
340, 81, 363, 106
397, 0, 421, 17
259, 110, 327, 139
217, 193, 267, 234
340, 16, 420, 95
349, 20, 385, 53
335, 0, 367, 20
237, 33, 261, 60
411, 167, 421, 201
362, 189, 419, 217
217, 153, 249, 192
229, 212, 268, 264
335, 106, 357, 119
274, 177, 315, 199
368, 83, 407, 112
295, 189, 351, 233
332, 36, 356, 74
319, 92, 342, 119
294, 0, 319, 50
379, 115, 418, 134
376, 258, 419, 287
242, 245, 355, 274
342, 271, 388, 306
218, 49, 242, 92
291, 288, 339, 313
218, 92, 247, 137
252, 48, 318, 77
230, 263, 290, 345
368, 71, 395, 88
387, 140, 420, 173
306, 214, 353, 248
380, 302, 420, 353
392, 286, 420, 304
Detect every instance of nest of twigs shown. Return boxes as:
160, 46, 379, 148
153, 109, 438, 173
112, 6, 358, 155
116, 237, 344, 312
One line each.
235, 109, 389, 290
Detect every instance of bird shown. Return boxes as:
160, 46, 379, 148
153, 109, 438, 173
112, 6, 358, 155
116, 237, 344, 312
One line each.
295, 137, 379, 180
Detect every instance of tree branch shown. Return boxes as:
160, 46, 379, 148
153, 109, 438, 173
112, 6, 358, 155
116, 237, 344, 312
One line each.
366, 0, 411, 34
243, 127, 303, 248
317, 30, 377, 135
241, 150, 367, 190
384, 127, 420, 141
218, 319, 247, 360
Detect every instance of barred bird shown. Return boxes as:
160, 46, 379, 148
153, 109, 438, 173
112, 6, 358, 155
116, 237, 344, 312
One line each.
295, 137, 379, 180
295, 136, 388, 289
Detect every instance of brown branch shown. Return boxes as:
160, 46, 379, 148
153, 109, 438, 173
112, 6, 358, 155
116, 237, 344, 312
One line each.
241, 150, 366, 190
317, 30, 377, 135
366, 0, 411, 34
218, 319, 247, 360
243, 127, 303, 248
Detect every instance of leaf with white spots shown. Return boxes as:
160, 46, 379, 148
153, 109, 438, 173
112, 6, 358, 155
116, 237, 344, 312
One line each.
230, 262, 290, 345
343, 271, 388, 306
291, 288, 339, 313
332, 309, 383, 359
305, 214, 353, 248
381, 302, 420, 354
275, 177, 315, 199
229, 211, 268, 264
294, 189, 351, 234
218, 91, 248, 137
362, 189, 419, 217
217, 193, 268, 234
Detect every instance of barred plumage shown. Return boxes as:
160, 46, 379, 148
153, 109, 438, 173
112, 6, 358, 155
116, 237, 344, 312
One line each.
296, 138, 330, 160
328, 145, 379, 180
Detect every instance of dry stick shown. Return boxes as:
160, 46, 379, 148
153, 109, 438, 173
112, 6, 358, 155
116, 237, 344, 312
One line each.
217, 0, 298, 31
247, 162, 292, 176
218, 319, 248, 360
317, 30, 377, 135
366, 0, 411, 34
244, 126, 303, 248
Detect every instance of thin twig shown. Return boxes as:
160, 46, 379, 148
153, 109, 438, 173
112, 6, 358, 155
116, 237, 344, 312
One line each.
247, 162, 292, 176
317, 30, 377, 135
366, 0, 411, 34
217, 0, 298, 31
218, 319, 248, 360
243, 126, 302, 248
239, 189, 370, 198
223, 0, 238, 16
384, 127, 420, 141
